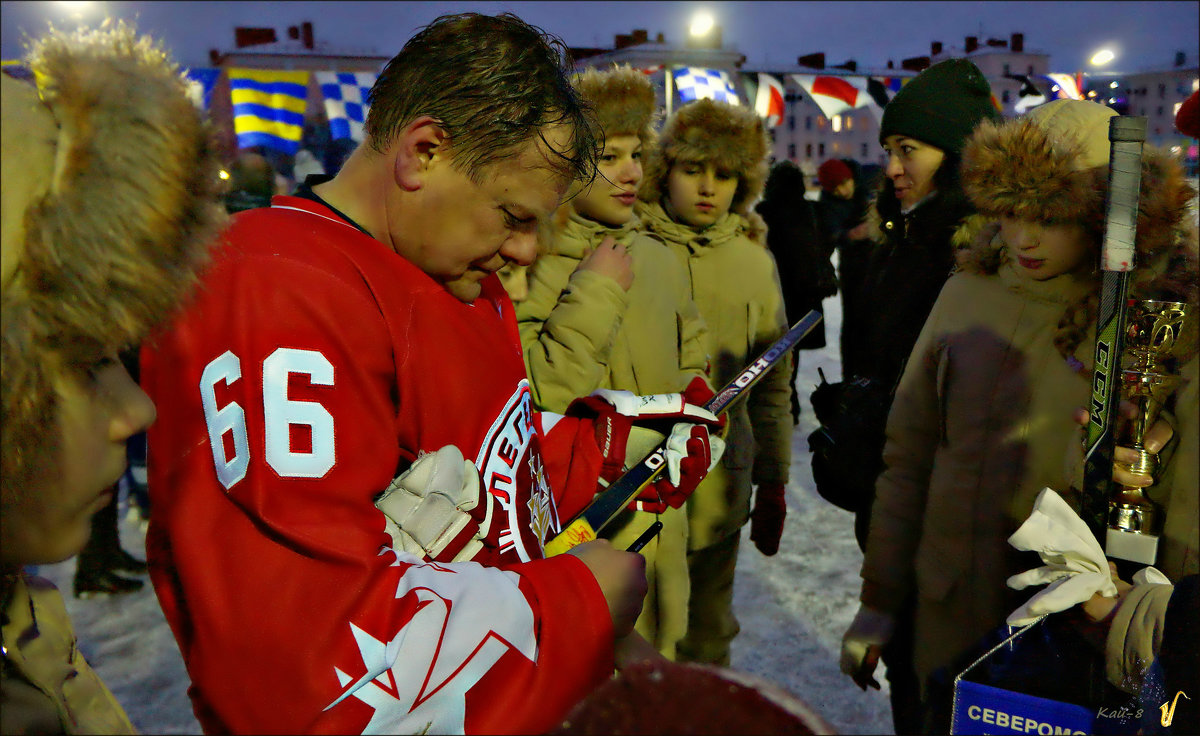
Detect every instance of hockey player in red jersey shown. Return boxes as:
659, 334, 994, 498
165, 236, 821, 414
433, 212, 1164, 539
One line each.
141, 12, 723, 735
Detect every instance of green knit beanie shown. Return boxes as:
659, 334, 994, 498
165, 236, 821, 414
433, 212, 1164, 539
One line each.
879, 58, 1000, 155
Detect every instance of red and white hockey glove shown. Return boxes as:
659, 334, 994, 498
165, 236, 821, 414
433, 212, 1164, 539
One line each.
568, 377, 726, 513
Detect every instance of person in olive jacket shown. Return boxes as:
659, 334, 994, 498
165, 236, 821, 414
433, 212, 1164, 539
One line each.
515, 66, 711, 659
636, 99, 792, 667
1, 24, 224, 733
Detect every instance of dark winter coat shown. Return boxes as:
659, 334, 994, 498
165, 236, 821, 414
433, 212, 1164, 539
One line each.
755, 162, 835, 349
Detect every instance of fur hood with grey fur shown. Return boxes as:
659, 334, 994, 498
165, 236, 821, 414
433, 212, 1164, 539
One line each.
639, 98, 770, 216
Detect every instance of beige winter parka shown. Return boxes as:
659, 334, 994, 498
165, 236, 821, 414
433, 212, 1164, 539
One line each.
516, 210, 709, 413
636, 202, 793, 549
1, 573, 136, 734
860, 261, 1199, 689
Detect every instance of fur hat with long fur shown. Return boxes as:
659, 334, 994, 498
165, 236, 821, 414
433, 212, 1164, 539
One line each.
1, 23, 225, 492
573, 65, 658, 149
640, 98, 770, 216
958, 99, 1197, 359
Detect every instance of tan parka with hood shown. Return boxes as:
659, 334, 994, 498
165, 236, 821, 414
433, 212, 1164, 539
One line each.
858, 100, 1199, 690
517, 210, 709, 412
637, 99, 792, 548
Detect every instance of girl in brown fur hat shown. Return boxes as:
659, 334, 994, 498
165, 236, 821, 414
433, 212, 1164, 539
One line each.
516, 66, 715, 659
636, 98, 792, 667
1, 24, 224, 733
847, 99, 1197, 730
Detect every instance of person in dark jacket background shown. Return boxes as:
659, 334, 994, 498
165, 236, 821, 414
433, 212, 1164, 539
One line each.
816, 158, 879, 379
756, 160, 835, 423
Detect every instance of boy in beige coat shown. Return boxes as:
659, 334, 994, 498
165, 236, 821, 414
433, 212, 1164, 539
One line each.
1, 24, 224, 733
516, 67, 711, 658
636, 99, 793, 666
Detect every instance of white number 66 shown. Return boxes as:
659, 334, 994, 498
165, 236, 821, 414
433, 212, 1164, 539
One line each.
199, 348, 335, 489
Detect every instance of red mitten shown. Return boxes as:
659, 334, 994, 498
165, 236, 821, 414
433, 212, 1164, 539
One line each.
749, 484, 787, 556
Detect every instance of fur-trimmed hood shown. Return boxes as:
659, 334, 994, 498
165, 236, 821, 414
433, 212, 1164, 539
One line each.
639, 98, 770, 216
2, 23, 225, 492
573, 65, 658, 150
957, 100, 1198, 360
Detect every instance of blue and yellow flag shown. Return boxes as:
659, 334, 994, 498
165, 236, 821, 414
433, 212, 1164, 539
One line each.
229, 68, 309, 154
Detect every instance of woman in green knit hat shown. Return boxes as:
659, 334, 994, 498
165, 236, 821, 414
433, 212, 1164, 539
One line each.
830, 57, 1000, 735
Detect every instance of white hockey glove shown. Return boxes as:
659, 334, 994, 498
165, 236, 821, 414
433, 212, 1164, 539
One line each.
567, 377, 726, 513
375, 445, 484, 563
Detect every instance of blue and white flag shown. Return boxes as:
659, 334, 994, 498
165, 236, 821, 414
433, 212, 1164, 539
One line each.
184, 68, 221, 110
229, 68, 309, 154
672, 67, 740, 105
316, 71, 376, 142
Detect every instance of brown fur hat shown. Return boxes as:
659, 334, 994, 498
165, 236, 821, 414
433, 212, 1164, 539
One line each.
639, 98, 770, 216
573, 65, 658, 149
958, 99, 1197, 359
1, 23, 225, 491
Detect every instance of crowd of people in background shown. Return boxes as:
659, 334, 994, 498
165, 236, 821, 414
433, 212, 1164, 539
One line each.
2, 11, 1197, 736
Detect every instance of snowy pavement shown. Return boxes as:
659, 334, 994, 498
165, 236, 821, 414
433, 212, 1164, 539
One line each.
33, 291, 894, 734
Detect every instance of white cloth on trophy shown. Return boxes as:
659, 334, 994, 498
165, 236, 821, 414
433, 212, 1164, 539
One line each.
1004, 488, 1168, 626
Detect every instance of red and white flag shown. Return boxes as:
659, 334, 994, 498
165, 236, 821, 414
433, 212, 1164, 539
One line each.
791, 74, 875, 119
754, 72, 785, 128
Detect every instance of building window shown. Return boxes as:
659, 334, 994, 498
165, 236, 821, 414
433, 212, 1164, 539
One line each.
846, 116, 854, 131
1157, 106, 1164, 116
1002, 89, 1010, 103
1027, 65, 1033, 74
788, 143, 797, 160
1158, 83, 1166, 98
788, 115, 796, 130
832, 115, 842, 133
805, 116, 813, 130
1003, 63, 1010, 75
818, 116, 827, 129
819, 142, 825, 157
861, 142, 868, 157
805, 143, 813, 158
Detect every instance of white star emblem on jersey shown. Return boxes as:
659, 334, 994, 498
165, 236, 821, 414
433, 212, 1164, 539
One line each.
325, 553, 537, 734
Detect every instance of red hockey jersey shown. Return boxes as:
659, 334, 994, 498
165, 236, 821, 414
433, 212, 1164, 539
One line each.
142, 196, 613, 734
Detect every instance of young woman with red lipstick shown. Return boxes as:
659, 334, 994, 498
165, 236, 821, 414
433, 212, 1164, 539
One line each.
845, 98, 1197, 733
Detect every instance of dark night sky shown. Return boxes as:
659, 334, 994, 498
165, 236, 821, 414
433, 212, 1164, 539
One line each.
2, 1, 1197, 74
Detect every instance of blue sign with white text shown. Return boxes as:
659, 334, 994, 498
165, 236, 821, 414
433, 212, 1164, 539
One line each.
953, 680, 1094, 735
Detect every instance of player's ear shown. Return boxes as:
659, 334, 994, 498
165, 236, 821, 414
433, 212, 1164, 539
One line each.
393, 116, 448, 192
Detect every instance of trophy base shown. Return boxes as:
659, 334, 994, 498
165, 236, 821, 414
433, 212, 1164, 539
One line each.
1106, 527, 1159, 565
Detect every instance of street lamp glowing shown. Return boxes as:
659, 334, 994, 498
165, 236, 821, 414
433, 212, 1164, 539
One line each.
690, 11, 714, 38
1090, 49, 1115, 66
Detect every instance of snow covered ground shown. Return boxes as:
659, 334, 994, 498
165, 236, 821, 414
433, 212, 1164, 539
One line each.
32, 290, 895, 734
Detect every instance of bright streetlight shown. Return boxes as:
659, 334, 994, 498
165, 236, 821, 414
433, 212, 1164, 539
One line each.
1090, 48, 1115, 66
690, 11, 714, 38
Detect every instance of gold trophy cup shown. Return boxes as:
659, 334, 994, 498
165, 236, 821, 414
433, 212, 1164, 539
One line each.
1106, 300, 1190, 564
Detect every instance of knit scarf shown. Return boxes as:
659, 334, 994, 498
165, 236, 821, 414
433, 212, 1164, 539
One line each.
550, 210, 639, 259
635, 201, 756, 256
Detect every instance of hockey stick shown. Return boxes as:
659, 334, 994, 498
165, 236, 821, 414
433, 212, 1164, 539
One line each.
1080, 115, 1146, 548
544, 309, 822, 557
